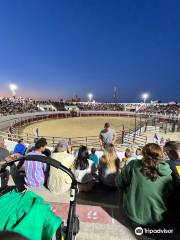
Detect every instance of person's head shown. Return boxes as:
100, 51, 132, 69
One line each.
35, 138, 47, 152
54, 140, 68, 153
0, 136, 5, 148
67, 145, 72, 154
0, 231, 28, 240
43, 148, 51, 157
141, 143, 163, 181
164, 141, 180, 160
136, 148, 142, 156
91, 148, 96, 154
103, 144, 119, 171
125, 148, 132, 158
75, 145, 89, 170
18, 139, 24, 144
104, 122, 110, 131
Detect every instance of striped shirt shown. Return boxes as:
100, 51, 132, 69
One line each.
24, 151, 47, 187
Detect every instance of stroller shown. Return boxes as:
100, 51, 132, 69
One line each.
0, 155, 80, 240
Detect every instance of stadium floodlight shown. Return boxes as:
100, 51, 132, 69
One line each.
88, 93, 93, 102
142, 93, 149, 103
9, 84, 18, 96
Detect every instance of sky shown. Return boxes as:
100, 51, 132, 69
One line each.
0, 0, 180, 102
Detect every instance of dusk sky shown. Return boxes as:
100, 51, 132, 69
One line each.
0, 0, 180, 102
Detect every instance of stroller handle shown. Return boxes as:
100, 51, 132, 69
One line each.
0, 155, 80, 240
0, 155, 77, 186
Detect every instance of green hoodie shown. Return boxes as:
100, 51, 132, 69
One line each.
0, 189, 62, 240
115, 159, 172, 225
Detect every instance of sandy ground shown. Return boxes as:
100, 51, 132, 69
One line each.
21, 116, 137, 138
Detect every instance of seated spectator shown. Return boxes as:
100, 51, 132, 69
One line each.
121, 148, 132, 166
14, 139, 26, 156
48, 141, 74, 194
0, 136, 10, 162
0, 136, 20, 163
135, 147, 143, 159
67, 144, 73, 154
26, 138, 38, 154
116, 143, 172, 226
89, 148, 99, 168
164, 141, 180, 220
99, 144, 120, 189
24, 138, 47, 187
74, 146, 96, 192
122, 148, 132, 161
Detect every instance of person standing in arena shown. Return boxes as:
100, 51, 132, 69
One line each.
99, 122, 116, 150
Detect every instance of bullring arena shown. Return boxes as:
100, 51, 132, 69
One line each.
0, 102, 179, 240
21, 116, 136, 138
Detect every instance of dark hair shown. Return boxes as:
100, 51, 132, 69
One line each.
141, 143, 163, 181
43, 148, 51, 157
164, 141, 180, 152
18, 139, 24, 144
104, 122, 110, 128
75, 146, 89, 170
0, 231, 28, 240
91, 148, 96, 154
35, 138, 47, 150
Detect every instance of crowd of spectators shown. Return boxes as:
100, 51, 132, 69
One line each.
70, 102, 124, 111
0, 134, 180, 238
139, 103, 180, 116
0, 97, 39, 115
0, 97, 179, 117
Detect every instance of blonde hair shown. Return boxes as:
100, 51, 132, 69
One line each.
102, 144, 119, 171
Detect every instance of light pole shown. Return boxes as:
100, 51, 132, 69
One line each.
88, 93, 93, 102
142, 93, 149, 103
9, 84, 18, 97
141, 93, 149, 131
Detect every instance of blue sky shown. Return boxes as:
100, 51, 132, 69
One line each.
0, 0, 180, 102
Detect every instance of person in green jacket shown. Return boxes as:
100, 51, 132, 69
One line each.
115, 143, 172, 226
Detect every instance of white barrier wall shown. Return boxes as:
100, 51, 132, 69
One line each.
5, 139, 127, 160
0, 110, 179, 130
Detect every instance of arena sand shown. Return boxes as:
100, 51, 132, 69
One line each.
21, 116, 138, 138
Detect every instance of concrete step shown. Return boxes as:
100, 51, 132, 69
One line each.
76, 222, 136, 240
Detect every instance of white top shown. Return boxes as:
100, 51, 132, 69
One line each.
74, 159, 95, 183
